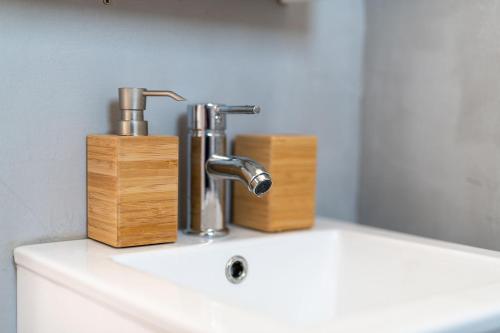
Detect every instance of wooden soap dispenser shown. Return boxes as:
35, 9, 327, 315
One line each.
87, 87, 184, 247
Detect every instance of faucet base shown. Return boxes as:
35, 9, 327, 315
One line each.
183, 228, 229, 238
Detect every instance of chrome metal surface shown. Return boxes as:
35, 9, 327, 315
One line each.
189, 103, 260, 131
218, 105, 260, 114
225, 255, 248, 284
250, 173, 273, 196
207, 155, 272, 196
117, 87, 185, 136
185, 103, 272, 236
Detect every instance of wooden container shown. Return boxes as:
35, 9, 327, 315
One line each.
87, 135, 178, 247
233, 135, 317, 232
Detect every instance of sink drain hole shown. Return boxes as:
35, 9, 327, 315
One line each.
225, 256, 248, 284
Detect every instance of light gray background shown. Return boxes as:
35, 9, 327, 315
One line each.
0, 0, 364, 331
360, 1, 500, 250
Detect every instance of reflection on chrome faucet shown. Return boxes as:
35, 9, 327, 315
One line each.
206, 155, 272, 197
185, 103, 272, 237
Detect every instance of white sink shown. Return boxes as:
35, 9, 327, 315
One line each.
14, 218, 500, 333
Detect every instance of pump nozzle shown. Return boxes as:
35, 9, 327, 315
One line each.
118, 87, 185, 136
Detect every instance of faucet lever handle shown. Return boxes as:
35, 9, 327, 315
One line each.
217, 105, 260, 114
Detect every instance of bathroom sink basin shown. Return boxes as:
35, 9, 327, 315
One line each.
15, 218, 500, 333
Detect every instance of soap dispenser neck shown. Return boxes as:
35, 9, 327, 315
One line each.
118, 87, 185, 136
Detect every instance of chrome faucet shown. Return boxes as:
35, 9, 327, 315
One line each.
185, 103, 272, 237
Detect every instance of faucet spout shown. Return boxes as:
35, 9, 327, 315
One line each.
206, 155, 272, 197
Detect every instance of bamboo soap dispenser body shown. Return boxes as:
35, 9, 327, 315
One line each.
87, 88, 184, 247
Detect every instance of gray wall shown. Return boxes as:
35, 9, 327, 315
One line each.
360, 1, 500, 250
0, 0, 364, 331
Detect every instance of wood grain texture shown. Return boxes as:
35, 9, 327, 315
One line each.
233, 135, 317, 232
87, 135, 178, 247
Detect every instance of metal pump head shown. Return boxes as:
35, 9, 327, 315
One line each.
118, 87, 185, 136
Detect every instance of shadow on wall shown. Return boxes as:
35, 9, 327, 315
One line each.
107, 101, 120, 135
9, 0, 312, 34
176, 113, 189, 228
